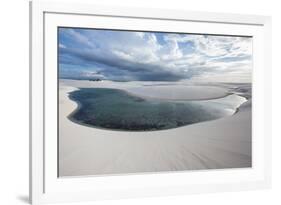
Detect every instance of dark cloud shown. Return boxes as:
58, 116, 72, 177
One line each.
59, 28, 252, 82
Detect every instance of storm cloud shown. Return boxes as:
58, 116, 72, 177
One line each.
58, 28, 252, 82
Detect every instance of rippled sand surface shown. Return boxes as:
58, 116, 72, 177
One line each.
59, 80, 251, 177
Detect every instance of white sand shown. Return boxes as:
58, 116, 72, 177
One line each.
60, 79, 229, 100
126, 86, 228, 100
59, 80, 251, 176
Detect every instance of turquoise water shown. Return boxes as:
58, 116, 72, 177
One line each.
68, 88, 242, 131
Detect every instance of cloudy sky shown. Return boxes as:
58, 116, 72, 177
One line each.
58, 27, 252, 82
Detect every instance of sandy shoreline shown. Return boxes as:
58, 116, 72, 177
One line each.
59, 79, 251, 177
60, 79, 230, 101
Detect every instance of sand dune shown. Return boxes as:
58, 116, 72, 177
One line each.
59, 80, 251, 177
60, 79, 229, 100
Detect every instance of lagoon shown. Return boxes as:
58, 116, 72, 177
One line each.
68, 88, 246, 131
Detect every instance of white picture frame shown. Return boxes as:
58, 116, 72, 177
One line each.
30, 1, 272, 204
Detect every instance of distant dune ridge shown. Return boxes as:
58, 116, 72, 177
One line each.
59, 79, 251, 176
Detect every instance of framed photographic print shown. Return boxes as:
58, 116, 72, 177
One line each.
30, 1, 272, 204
